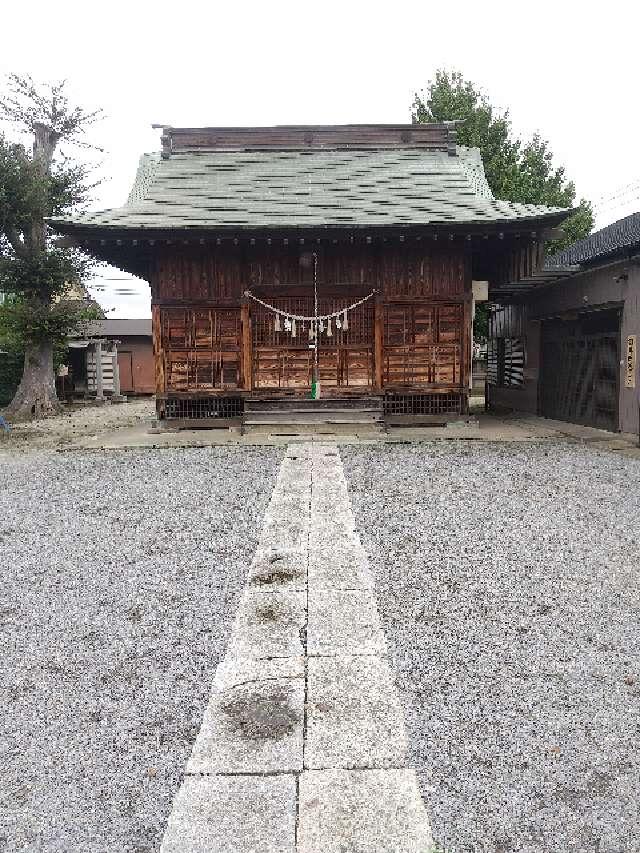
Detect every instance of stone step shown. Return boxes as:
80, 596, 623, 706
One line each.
242, 422, 385, 435
245, 415, 382, 426
245, 409, 382, 424
246, 396, 383, 412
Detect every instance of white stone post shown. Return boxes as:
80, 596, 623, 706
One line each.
111, 345, 121, 397
94, 340, 104, 401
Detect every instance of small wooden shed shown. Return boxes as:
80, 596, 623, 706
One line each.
99, 319, 154, 395
66, 319, 154, 398
51, 123, 570, 427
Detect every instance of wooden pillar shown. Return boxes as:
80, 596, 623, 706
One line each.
240, 302, 252, 391
151, 305, 166, 418
462, 295, 472, 414
374, 297, 384, 390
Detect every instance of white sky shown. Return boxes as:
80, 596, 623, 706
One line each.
3, 0, 639, 318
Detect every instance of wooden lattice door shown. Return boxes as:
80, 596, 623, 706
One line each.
251, 297, 374, 391
161, 308, 242, 392
383, 303, 463, 388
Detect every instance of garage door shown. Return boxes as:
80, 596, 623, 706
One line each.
540, 309, 620, 432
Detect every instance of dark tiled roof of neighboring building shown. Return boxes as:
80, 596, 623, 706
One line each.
547, 212, 640, 267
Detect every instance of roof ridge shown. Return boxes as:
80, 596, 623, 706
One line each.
159, 123, 460, 158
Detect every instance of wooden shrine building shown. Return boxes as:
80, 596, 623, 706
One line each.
51, 123, 572, 427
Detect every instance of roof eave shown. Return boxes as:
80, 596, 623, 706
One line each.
47, 209, 572, 242
489, 263, 581, 300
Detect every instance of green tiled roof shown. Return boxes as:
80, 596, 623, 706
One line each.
52, 146, 568, 232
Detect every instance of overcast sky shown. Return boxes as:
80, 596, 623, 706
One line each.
3, 0, 639, 318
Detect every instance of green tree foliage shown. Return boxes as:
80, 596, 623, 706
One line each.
412, 70, 593, 253
0, 306, 23, 407
0, 74, 102, 418
473, 304, 489, 340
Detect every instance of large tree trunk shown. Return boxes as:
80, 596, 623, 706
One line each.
2, 125, 64, 421
3, 340, 61, 420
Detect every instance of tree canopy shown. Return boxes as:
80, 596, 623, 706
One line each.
0, 75, 102, 418
412, 70, 593, 252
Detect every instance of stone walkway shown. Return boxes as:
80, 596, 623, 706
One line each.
160, 444, 433, 852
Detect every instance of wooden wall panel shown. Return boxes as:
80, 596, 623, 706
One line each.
380, 248, 465, 298
252, 348, 313, 390
160, 307, 242, 392
153, 244, 469, 304
156, 251, 244, 302
152, 243, 470, 399
383, 303, 463, 388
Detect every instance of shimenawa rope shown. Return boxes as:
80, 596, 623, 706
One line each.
243, 289, 375, 322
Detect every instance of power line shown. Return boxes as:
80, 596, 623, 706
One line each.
592, 178, 640, 206
592, 187, 640, 209
594, 199, 640, 215
593, 177, 640, 200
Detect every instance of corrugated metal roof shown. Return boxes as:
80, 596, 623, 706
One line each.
547, 212, 640, 267
52, 145, 567, 232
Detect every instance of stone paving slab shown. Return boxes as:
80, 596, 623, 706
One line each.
308, 514, 355, 544
262, 493, 311, 520
305, 654, 409, 769
310, 475, 348, 494
272, 464, 312, 488
308, 541, 375, 591
307, 588, 386, 656
187, 671, 304, 774
248, 547, 308, 591
259, 515, 309, 551
213, 655, 305, 691
160, 774, 297, 853
297, 769, 433, 852
228, 588, 306, 660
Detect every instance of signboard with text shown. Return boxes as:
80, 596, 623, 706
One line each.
625, 335, 637, 389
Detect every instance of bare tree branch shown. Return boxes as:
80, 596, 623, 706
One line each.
0, 74, 104, 151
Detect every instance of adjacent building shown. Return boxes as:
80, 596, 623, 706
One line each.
487, 213, 640, 435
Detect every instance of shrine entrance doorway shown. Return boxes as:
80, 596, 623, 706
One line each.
250, 296, 375, 393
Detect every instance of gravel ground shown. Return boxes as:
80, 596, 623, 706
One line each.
0, 398, 154, 452
342, 441, 640, 853
0, 446, 282, 852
